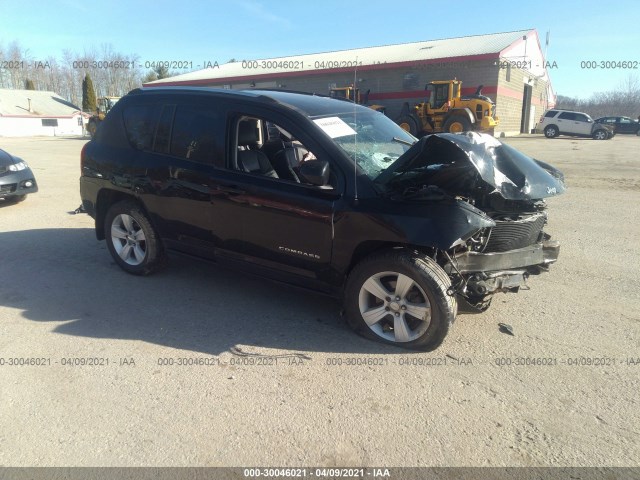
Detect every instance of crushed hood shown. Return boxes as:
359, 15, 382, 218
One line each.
377, 132, 566, 201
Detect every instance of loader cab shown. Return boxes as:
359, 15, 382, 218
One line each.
97, 97, 120, 116
425, 81, 456, 112
330, 86, 360, 103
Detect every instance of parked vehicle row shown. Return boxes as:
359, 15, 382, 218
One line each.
538, 109, 614, 140
0, 148, 38, 203
595, 116, 640, 135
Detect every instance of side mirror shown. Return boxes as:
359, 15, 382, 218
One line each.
299, 159, 330, 186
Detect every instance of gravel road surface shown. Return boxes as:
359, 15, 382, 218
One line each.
0, 134, 638, 468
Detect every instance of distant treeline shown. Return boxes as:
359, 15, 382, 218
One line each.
0, 41, 175, 109
555, 75, 640, 119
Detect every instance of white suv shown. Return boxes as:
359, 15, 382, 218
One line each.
538, 109, 613, 140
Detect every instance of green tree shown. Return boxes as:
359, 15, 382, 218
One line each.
142, 65, 174, 85
25, 79, 35, 90
82, 74, 97, 113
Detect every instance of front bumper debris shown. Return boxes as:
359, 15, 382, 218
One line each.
449, 240, 560, 273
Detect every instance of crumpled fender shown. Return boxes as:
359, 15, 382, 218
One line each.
390, 199, 495, 250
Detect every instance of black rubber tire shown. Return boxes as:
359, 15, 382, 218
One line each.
544, 125, 559, 138
87, 121, 97, 139
344, 250, 456, 351
5, 194, 27, 204
104, 200, 165, 275
397, 115, 420, 136
443, 116, 472, 133
592, 129, 608, 140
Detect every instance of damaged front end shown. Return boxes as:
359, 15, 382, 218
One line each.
380, 132, 566, 310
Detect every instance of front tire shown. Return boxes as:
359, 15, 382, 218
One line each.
443, 116, 472, 133
397, 115, 420, 136
592, 129, 608, 140
344, 251, 456, 351
104, 200, 165, 275
5, 194, 27, 204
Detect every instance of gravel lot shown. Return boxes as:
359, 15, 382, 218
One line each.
0, 134, 638, 468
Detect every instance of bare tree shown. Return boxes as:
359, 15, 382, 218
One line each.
556, 74, 640, 118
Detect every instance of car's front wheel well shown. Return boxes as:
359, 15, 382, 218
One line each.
95, 190, 142, 240
345, 242, 437, 285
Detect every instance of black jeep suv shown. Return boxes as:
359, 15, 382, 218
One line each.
80, 87, 565, 350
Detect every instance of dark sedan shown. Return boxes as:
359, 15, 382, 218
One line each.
595, 116, 640, 135
0, 148, 38, 203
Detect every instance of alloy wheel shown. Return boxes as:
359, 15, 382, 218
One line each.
358, 271, 431, 343
110, 214, 147, 265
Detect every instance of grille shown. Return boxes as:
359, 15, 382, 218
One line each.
485, 213, 545, 252
1, 184, 17, 194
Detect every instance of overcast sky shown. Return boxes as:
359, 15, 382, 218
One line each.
2, 0, 639, 98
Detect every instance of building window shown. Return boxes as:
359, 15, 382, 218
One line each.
506, 64, 511, 82
42, 119, 58, 127
402, 73, 419, 91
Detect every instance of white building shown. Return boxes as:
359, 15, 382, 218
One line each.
0, 89, 87, 137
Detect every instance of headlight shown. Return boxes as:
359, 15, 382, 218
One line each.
9, 161, 28, 171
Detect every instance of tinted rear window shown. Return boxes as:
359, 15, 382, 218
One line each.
170, 105, 225, 164
544, 111, 558, 118
123, 105, 161, 150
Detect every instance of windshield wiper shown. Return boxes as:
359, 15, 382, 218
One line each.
392, 136, 414, 146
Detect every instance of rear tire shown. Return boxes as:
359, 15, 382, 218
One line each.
104, 200, 165, 275
87, 121, 97, 139
544, 125, 559, 138
344, 250, 456, 351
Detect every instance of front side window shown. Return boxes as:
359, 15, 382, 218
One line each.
231, 115, 325, 186
558, 112, 576, 121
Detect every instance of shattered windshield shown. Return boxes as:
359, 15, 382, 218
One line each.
312, 110, 416, 179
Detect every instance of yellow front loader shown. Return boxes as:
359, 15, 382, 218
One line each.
87, 96, 120, 138
397, 80, 499, 135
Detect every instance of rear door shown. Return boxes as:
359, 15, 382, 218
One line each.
556, 112, 578, 134
133, 96, 231, 259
